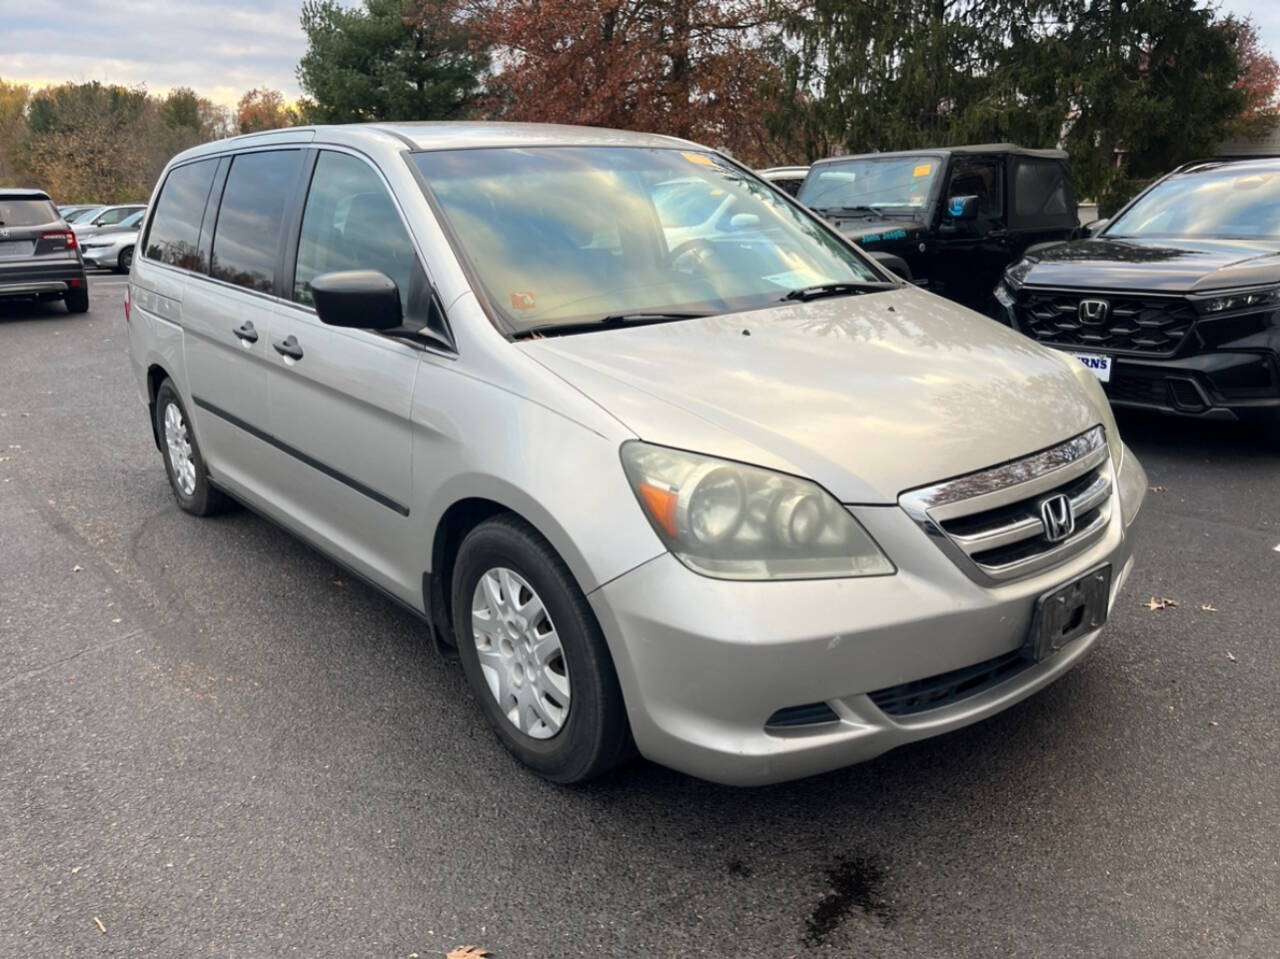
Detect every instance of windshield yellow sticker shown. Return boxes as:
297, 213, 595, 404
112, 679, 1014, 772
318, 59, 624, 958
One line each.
681, 152, 716, 167
913, 163, 933, 177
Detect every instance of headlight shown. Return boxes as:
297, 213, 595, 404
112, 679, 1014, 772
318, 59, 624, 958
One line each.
620, 442, 894, 581
1005, 258, 1033, 287
1192, 285, 1280, 315
994, 281, 1016, 309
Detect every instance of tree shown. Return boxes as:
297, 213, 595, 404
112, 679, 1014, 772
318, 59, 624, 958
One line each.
1222, 15, 1280, 140
235, 87, 299, 133
297, 0, 486, 122
475, 0, 789, 164
0, 78, 29, 184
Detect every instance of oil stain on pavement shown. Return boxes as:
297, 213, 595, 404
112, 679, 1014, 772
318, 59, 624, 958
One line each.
803, 855, 895, 946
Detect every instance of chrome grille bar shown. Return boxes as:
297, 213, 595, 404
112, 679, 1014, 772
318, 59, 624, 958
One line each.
900, 426, 1114, 584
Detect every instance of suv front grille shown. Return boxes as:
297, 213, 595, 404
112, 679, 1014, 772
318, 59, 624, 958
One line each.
1017, 290, 1196, 357
899, 427, 1113, 584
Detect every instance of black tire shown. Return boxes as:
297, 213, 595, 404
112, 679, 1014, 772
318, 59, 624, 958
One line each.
153, 379, 232, 517
451, 515, 632, 783
117, 246, 133, 273
65, 287, 89, 314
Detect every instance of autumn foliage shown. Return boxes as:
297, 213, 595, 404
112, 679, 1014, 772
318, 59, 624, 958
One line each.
464, 0, 791, 164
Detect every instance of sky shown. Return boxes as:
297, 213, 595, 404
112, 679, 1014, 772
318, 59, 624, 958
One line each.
0, 0, 1278, 109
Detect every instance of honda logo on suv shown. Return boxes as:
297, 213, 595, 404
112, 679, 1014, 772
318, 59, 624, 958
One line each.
1078, 298, 1110, 325
1040, 493, 1076, 543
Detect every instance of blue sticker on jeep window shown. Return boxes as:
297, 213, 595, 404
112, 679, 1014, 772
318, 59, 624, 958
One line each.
948, 197, 967, 217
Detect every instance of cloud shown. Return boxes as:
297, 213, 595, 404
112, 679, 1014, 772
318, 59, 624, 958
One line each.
0, 0, 310, 105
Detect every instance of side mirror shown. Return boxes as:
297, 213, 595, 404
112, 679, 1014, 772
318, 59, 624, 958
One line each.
946, 195, 979, 221
311, 270, 402, 331
1083, 218, 1109, 237
866, 250, 914, 282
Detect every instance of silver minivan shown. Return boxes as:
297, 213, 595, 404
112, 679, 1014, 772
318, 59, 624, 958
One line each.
127, 123, 1147, 786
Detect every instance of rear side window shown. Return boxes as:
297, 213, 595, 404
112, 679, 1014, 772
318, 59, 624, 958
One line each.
0, 197, 58, 227
145, 160, 217, 270
1012, 159, 1073, 224
211, 150, 303, 295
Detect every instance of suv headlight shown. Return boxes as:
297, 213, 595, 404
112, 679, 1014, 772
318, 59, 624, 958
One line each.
1191, 285, 1280, 315
620, 441, 894, 581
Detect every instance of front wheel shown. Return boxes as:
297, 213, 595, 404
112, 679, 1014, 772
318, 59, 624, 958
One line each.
451, 515, 632, 783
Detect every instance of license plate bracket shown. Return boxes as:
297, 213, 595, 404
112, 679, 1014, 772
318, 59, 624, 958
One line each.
1027, 565, 1111, 662
1063, 350, 1112, 383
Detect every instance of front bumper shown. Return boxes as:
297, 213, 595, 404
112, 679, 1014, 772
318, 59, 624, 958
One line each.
591, 447, 1146, 786
1104, 350, 1280, 424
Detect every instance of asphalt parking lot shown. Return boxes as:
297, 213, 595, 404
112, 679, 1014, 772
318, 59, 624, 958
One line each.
2, 274, 1278, 958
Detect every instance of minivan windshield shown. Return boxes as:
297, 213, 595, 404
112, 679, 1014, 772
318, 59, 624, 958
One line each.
412, 147, 884, 333
797, 155, 942, 213
1106, 167, 1280, 239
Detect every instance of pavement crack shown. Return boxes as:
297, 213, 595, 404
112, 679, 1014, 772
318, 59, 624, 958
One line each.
0, 629, 146, 693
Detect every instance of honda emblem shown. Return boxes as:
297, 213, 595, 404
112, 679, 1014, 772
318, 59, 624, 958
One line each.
1078, 298, 1110, 325
1040, 493, 1076, 543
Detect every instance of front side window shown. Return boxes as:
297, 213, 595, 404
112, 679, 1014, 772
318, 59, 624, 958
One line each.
797, 155, 942, 213
1107, 168, 1280, 239
96, 207, 133, 226
947, 159, 1003, 220
293, 151, 424, 319
211, 150, 303, 294
145, 160, 217, 270
413, 147, 882, 334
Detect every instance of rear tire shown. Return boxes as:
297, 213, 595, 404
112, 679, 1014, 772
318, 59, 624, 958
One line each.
65, 287, 89, 313
117, 247, 133, 273
451, 514, 632, 783
154, 379, 232, 517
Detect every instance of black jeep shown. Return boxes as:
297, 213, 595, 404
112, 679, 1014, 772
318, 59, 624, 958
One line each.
796, 144, 1079, 311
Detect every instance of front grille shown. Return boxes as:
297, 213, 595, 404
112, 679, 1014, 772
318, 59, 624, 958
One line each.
1017, 290, 1197, 357
900, 427, 1113, 583
765, 702, 840, 731
869, 648, 1032, 717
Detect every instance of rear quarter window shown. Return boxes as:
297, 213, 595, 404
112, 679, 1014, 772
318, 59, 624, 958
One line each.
145, 159, 218, 271
0, 198, 58, 227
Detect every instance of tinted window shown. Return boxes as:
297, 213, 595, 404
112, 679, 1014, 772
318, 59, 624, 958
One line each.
1013, 160, 1070, 221
0, 197, 58, 227
145, 161, 216, 270
211, 150, 302, 294
293, 151, 430, 320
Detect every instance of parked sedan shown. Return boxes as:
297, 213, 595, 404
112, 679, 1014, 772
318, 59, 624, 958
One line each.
72, 203, 146, 239
0, 188, 88, 312
995, 156, 1280, 436
79, 208, 145, 272
129, 123, 1145, 786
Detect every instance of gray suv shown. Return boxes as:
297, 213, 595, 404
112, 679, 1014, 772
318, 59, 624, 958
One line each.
127, 123, 1147, 786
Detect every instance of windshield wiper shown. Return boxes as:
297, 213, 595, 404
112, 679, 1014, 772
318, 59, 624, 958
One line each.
516, 311, 712, 339
780, 281, 898, 303
818, 205, 886, 218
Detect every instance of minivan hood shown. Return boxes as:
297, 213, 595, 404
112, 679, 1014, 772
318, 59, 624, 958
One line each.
521, 286, 1100, 503
1018, 236, 1280, 293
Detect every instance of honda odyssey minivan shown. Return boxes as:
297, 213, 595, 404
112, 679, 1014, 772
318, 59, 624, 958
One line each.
127, 123, 1147, 786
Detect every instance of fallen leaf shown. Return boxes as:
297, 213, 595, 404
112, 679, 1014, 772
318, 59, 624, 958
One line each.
1209, 721, 1219, 727
72, 565, 82, 572
1148, 485, 1166, 493
1198, 604, 1218, 612
333, 579, 345, 588
1226, 651, 1237, 662
1144, 596, 1179, 611
446, 948, 491, 959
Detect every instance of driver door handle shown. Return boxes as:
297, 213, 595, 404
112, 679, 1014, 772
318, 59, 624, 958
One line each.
233, 321, 258, 343
272, 335, 304, 361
